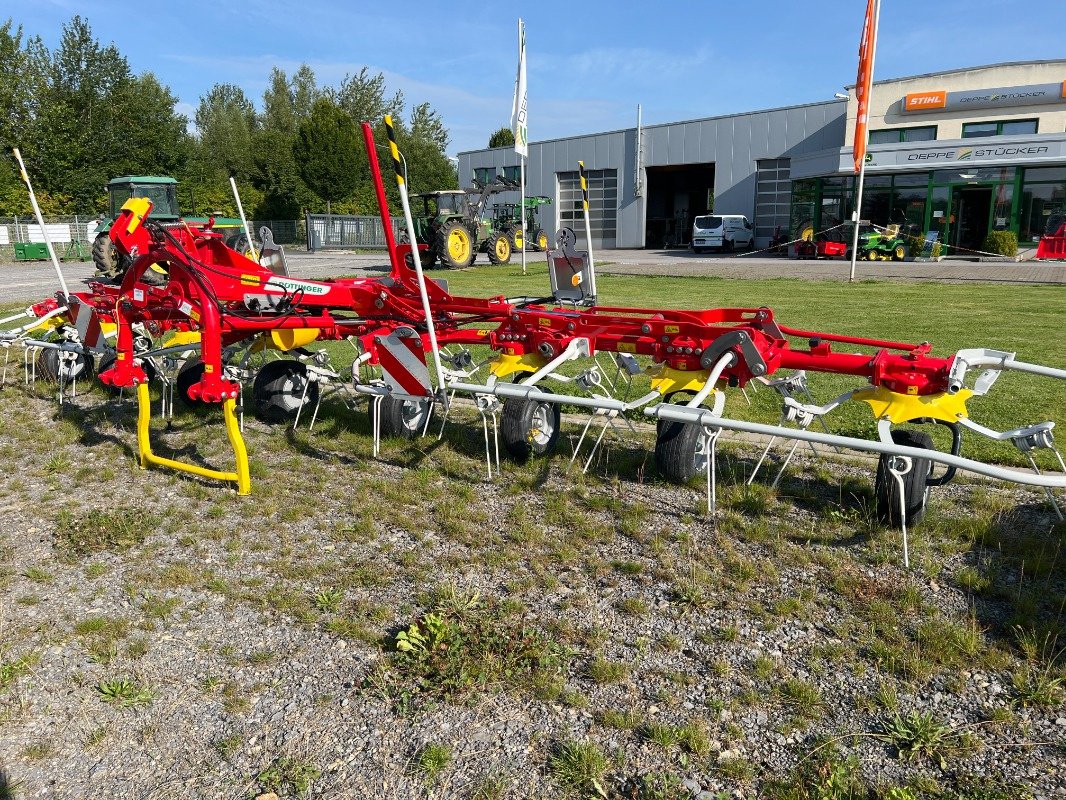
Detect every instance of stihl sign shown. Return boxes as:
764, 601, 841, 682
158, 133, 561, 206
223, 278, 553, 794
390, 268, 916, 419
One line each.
902, 81, 1066, 114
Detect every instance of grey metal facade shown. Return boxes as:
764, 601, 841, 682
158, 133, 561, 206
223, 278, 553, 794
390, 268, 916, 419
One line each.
458, 100, 847, 248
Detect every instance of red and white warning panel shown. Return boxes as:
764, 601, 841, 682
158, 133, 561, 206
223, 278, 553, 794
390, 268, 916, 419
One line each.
71, 299, 106, 352
375, 327, 433, 398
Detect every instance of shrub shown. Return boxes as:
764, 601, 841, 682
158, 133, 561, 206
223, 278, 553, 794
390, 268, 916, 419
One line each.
982, 230, 1018, 257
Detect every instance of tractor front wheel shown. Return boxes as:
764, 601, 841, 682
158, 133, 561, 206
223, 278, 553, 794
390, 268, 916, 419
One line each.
437, 221, 474, 268
501, 398, 560, 462
532, 227, 549, 251
487, 233, 512, 265
508, 227, 524, 253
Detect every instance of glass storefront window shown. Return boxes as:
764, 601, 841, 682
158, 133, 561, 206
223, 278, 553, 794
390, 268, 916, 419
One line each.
929, 186, 949, 241
862, 189, 892, 227
893, 172, 929, 187
1000, 119, 1038, 136
893, 189, 927, 237
1023, 167, 1066, 183
1019, 182, 1066, 241
991, 183, 1014, 231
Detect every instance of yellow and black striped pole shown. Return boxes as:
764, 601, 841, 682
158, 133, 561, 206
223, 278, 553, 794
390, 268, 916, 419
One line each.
383, 115, 448, 408
578, 161, 597, 300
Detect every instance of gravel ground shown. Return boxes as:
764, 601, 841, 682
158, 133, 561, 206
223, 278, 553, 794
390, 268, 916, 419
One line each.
0, 377, 1063, 800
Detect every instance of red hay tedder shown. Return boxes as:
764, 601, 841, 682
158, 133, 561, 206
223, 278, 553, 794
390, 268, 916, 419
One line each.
3, 121, 1064, 559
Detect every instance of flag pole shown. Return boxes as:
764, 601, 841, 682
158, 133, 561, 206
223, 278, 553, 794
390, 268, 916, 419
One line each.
512, 18, 528, 275
13, 148, 70, 300
848, 0, 881, 283
520, 154, 527, 276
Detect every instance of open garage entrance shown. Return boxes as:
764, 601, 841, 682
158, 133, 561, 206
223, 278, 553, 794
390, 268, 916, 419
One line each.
644, 163, 715, 248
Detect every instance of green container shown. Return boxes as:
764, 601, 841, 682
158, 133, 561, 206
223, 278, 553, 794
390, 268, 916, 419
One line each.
14, 242, 50, 261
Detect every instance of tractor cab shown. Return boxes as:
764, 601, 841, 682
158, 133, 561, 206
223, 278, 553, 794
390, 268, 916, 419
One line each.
106, 177, 181, 221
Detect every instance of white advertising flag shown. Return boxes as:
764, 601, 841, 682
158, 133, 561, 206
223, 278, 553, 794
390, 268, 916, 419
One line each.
511, 19, 528, 157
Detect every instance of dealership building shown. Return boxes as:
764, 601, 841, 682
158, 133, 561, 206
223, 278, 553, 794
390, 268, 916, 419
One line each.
457, 59, 1066, 252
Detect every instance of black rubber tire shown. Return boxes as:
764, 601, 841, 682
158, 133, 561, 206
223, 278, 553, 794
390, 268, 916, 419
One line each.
369, 394, 434, 440
875, 429, 934, 529
175, 357, 207, 407
36, 348, 95, 383
487, 233, 511, 265
723, 239, 734, 253
228, 233, 258, 259
96, 352, 157, 394
252, 359, 319, 424
532, 228, 548, 252
654, 420, 708, 483
501, 397, 561, 462
866, 249, 880, 261
893, 244, 906, 261
436, 221, 475, 269
404, 250, 437, 269
693, 247, 705, 255
92, 232, 125, 280
508, 227, 524, 254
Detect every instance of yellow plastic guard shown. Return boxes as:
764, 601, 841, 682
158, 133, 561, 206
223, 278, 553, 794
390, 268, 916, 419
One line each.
647, 364, 709, 396
166, 331, 202, 347
854, 386, 972, 425
269, 328, 320, 351
121, 197, 152, 234
488, 352, 547, 379
136, 382, 250, 495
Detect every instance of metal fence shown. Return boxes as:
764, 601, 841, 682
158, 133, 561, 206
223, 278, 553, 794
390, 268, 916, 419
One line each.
305, 213, 403, 251
0, 216, 302, 249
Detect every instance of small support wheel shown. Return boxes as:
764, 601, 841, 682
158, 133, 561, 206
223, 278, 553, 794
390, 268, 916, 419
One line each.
500, 397, 560, 462
36, 348, 95, 383
252, 360, 319, 423
175, 357, 207, 407
370, 394, 434, 439
654, 420, 710, 483
875, 429, 934, 528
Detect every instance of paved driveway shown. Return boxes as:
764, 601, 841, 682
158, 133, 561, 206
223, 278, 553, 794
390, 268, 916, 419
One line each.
2, 248, 1062, 305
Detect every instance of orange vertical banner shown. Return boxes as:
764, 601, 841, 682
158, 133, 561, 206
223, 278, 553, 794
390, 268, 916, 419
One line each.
853, 0, 877, 173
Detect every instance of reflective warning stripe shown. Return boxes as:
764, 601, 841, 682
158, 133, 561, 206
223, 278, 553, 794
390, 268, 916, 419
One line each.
578, 161, 589, 211
376, 328, 431, 397
384, 115, 405, 187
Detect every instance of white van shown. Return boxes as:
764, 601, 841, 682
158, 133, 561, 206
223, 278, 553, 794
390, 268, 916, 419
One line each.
691, 214, 754, 253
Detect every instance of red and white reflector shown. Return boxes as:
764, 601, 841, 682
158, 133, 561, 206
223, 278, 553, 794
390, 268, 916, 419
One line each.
375, 327, 432, 398
71, 299, 105, 352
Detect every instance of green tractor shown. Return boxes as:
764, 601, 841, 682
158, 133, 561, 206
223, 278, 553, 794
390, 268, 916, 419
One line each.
856, 223, 908, 261
91, 176, 251, 280
407, 180, 515, 269
493, 195, 553, 252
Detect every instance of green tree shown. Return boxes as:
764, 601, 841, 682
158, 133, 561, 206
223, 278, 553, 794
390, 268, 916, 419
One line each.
293, 97, 361, 214
332, 67, 402, 124
488, 126, 515, 148
194, 83, 256, 180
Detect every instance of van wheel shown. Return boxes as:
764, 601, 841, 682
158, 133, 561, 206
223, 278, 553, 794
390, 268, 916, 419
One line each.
723, 239, 734, 253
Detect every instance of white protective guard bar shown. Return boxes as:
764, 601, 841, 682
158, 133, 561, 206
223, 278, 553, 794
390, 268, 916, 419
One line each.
949, 348, 1066, 395
645, 403, 1066, 490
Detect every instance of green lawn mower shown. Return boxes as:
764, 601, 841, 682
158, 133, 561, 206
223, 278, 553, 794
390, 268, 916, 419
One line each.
857, 223, 908, 261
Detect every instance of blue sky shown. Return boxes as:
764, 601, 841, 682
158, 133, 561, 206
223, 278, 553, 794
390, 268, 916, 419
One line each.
10, 0, 1066, 155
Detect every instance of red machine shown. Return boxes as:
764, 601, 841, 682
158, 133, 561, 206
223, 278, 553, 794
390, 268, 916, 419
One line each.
4, 121, 1064, 541
1035, 214, 1066, 260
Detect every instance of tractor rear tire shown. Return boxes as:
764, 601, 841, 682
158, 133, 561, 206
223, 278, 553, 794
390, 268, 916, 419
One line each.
875, 429, 934, 529
252, 359, 318, 424
370, 394, 434, 439
487, 233, 512, 265
501, 397, 561, 462
92, 232, 124, 281
228, 233, 258, 259
655, 421, 712, 483
437, 221, 474, 268
532, 227, 548, 251
36, 348, 95, 384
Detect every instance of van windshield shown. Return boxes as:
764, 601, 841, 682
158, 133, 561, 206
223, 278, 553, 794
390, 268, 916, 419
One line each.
694, 216, 722, 230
